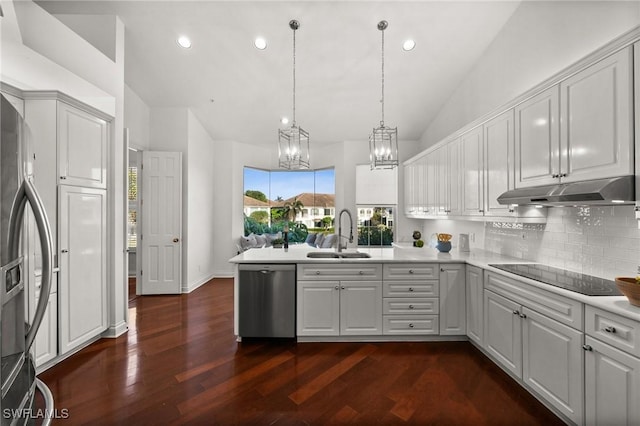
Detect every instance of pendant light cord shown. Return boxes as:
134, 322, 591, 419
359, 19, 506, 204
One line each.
292, 25, 296, 127
380, 23, 385, 127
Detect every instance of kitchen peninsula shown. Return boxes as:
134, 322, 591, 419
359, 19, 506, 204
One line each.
230, 244, 640, 425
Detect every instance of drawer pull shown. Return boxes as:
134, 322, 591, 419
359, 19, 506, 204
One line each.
316, 271, 321, 275
408, 287, 414, 292
519, 313, 527, 319
512, 310, 520, 316
409, 305, 414, 309
582, 344, 593, 352
335, 285, 339, 290
409, 269, 414, 274
409, 323, 414, 328
359, 271, 364, 275
341, 286, 345, 290
603, 326, 616, 333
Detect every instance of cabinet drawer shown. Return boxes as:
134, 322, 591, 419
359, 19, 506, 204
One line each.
586, 306, 640, 355
485, 271, 583, 330
297, 263, 382, 281
383, 264, 438, 280
383, 281, 439, 297
383, 315, 439, 335
383, 298, 439, 315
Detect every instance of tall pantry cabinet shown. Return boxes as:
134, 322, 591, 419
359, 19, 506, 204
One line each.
24, 92, 110, 367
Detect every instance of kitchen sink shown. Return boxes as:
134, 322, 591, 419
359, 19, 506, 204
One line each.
306, 252, 371, 259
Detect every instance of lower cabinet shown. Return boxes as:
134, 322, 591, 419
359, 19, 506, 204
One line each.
439, 264, 466, 335
465, 265, 483, 345
584, 306, 640, 425
33, 290, 58, 367
297, 280, 382, 336
484, 288, 584, 425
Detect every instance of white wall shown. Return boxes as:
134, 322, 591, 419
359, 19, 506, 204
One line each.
124, 85, 150, 150
420, 1, 640, 149
186, 110, 216, 291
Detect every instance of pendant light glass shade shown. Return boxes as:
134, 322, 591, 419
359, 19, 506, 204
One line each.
369, 20, 399, 170
278, 19, 310, 170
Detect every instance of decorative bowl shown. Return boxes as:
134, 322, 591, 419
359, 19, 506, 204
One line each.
615, 277, 640, 307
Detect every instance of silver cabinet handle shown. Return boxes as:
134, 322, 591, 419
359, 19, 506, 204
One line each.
316, 271, 321, 275
61, 249, 69, 253
603, 326, 616, 333
519, 313, 527, 319
359, 271, 364, 275
341, 286, 345, 290
552, 174, 559, 178
512, 310, 520, 315
408, 269, 414, 274
409, 323, 414, 328
335, 285, 339, 290
8, 178, 54, 351
408, 287, 414, 292
409, 305, 414, 309
582, 344, 593, 351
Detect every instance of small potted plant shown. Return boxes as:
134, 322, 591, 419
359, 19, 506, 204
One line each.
271, 238, 284, 249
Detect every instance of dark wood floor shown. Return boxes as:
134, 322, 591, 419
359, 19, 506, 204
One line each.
38, 279, 565, 425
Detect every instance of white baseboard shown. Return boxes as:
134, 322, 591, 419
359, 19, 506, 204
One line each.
103, 321, 128, 338
183, 272, 216, 293
213, 270, 234, 278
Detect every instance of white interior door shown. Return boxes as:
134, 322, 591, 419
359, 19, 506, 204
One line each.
141, 151, 182, 294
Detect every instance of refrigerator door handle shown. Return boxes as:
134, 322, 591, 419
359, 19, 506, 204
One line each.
8, 177, 54, 351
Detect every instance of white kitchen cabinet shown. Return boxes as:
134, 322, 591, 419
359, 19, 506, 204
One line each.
484, 270, 584, 425
33, 290, 58, 368
59, 185, 108, 354
514, 86, 560, 189
439, 264, 466, 335
297, 264, 383, 337
447, 138, 462, 216
584, 306, 640, 425
435, 146, 448, 215
522, 307, 583, 425
461, 126, 484, 216
425, 152, 437, 216
559, 47, 633, 183
483, 110, 514, 216
484, 289, 522, 377
465, 265, 483, 345
404, 162, 415, 216
297, 281, 341, 336
515, 47, 633, 189
584, 336, 640, 426
57, 101, 108, 188
382, 264, 439, 336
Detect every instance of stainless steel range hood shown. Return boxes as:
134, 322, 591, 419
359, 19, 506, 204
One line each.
497, 175, 635, 206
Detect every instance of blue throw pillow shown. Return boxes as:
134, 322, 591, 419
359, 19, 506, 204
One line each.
305, 233, 317, 246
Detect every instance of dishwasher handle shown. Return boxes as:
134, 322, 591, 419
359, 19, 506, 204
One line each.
239, 264, 296, 273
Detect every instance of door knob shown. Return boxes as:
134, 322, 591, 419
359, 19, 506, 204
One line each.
173, 238, 179, 243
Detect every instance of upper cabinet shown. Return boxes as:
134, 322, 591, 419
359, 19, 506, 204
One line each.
514, 87, 560, 189
515, 47, 633, 189
461, 126, 484, 216
58, 102, 109, 188
560, 47, 633, 183
484, 110, 515, 216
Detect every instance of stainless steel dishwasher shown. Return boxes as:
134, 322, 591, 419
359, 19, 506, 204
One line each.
238, 264, 296, 338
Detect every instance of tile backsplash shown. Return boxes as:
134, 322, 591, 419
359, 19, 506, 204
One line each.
484, 206, 640, 279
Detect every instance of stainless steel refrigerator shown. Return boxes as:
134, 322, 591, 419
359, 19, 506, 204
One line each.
1, 93, 54, 424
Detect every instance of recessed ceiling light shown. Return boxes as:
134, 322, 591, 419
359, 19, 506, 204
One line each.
281, 117, 289, 125
402, 39, 416, 51
254, 37, 267, 50
177, 36, 192, 49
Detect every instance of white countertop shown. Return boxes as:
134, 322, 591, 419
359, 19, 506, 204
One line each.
229, 244, 640, 323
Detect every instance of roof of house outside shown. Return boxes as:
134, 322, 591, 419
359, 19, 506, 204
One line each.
243, 195, 270, 207
271, 193, 335, 208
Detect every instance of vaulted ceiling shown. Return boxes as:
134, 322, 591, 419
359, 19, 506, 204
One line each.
35, 1, 521, 147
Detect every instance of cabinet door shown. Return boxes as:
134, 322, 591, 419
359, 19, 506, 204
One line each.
585, 336, 640, 426
522, 307, 583, 425
416, 157, 426, 215
33, 291, 58, 368
425, 153, 437, 216
484, 290, 522, 377
436, 146, 449, 215
340, 281, 382, 336
466, 266, 483, 345
448, 138, 461, 216
439, 264, 466, 335
59, 186, 108, 354
404, 163, 415, 215
560, 47, 633, 183
461, 126, 484, 216
514, 86, 560, 188
58, 102, 108, 188
484, 110, 514, 216
297, 281, 340, 336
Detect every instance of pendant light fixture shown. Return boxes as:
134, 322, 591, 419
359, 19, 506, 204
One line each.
369, 20, 399, 169
278, 19, 310, 170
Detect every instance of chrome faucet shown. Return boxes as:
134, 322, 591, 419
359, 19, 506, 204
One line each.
337, 208, 354, 252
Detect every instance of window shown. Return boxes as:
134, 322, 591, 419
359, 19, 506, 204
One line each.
355, 165, 397, 247
127, 167, 138, 248
243, 167, 335, 243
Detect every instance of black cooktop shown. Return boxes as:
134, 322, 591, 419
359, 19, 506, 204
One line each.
488, 263, 622, 296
